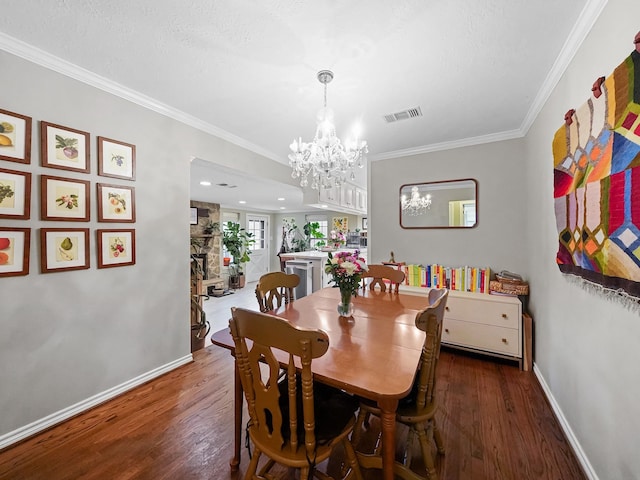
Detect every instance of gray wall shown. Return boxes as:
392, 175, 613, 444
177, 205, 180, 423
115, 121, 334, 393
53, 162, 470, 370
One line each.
523, 1, 640, 478
0, 50, 281, 441
370, 138, 527, 273
370, 1, 640, 477
3, 1, 640, 476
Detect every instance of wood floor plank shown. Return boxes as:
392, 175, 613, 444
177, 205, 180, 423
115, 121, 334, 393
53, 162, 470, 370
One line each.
0, 285, 587, 480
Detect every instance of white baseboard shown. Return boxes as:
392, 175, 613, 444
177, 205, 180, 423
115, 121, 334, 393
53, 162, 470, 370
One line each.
0, 354, 193, 450
533, 363, 598, 480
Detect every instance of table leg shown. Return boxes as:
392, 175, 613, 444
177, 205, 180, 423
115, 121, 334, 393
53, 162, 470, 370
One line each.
378, 397, 399, 480
230, 360, 243, 471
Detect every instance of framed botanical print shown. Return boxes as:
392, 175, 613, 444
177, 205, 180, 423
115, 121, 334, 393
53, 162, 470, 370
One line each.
97, 183, 135, 223
97, 229, 136, 268
0, 167, 31, 220
40, 174, 90, 222
0, 108, 32, 164
332, 216, 348, 232
0, 227, 30, 277
40, 228, 90, 273
98, 136, 136, 180
40, 121, 90, 173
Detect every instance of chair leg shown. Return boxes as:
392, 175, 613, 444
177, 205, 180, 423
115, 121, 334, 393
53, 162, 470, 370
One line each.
245, 447, 262, 480
433, 419, 445, 455
415, 423, 438, 480
300, 466, 310, 480
372, 430, 383, 456
256, 457, 278, 479
342, 437, 364, 480
352, 408, 367, 448
403, 426, 417, 467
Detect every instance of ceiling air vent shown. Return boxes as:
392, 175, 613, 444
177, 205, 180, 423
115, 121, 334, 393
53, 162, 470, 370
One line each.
383, 106, 423, 123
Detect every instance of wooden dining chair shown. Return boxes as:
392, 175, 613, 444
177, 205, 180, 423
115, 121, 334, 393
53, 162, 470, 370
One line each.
229, 307, 363, 480
255, 271, 300, 312
352, 288, 449, 480
361, 264, 406, 293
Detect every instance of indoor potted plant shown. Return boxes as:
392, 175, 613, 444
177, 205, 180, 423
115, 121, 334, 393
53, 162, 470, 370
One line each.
222, 221, 255, 288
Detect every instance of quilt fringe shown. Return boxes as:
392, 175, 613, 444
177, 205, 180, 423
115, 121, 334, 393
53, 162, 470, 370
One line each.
564, 273, 640, 313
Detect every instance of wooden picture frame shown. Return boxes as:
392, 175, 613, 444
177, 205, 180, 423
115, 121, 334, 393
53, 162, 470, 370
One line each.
97, 183, 135, 223
0, 167, 31, 220
40, 121, 90, 173
98, 136, 136, 181
0, 108, 32, 164
0, 227, 30, 277
41, 175, 90, 221
97, 229, 136, 268
40, 228, 90, 273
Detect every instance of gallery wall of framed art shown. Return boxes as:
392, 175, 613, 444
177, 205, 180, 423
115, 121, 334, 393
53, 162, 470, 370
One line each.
0, 106, 138, 275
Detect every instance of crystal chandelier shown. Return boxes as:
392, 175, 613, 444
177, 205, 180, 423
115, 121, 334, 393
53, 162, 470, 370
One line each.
289, 70, 367, 190
401, 186, 432, 215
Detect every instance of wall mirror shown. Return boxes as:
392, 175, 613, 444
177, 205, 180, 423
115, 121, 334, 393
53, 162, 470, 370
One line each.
399, 178, 477, 229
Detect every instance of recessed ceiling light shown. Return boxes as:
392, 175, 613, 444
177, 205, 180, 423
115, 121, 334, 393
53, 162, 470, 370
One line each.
280, 206, 286, 210
277, 197, 285, 201
200, 181, 211, 186
239, 200, 246, 204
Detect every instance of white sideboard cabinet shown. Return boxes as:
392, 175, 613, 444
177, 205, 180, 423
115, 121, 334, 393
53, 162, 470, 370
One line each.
400, 286, 523, 368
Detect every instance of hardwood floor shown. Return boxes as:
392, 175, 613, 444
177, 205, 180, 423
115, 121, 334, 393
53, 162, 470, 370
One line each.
0, 284, 586, 480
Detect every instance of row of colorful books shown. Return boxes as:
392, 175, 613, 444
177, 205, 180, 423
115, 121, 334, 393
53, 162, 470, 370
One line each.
400, 264, 491, 293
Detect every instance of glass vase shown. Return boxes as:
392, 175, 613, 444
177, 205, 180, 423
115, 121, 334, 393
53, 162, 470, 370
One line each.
338, 288, 354, 317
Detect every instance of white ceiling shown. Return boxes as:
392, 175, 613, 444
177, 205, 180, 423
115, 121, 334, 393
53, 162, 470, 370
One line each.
0, 0, 600, 213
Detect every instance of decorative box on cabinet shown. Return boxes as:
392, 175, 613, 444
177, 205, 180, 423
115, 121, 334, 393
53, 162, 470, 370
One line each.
401, 286, 523, 369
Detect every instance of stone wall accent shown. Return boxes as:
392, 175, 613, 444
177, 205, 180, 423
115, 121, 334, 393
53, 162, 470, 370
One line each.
190, 201, 221, 280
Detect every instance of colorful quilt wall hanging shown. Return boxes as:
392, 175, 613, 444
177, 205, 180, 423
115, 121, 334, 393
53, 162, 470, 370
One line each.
552, 31, 640, 302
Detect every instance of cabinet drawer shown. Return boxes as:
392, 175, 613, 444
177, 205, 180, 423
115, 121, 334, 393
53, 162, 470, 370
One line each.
442, 318, 520, 357
445, 296, 520, 329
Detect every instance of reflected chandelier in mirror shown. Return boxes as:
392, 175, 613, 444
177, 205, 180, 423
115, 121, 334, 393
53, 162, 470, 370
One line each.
401, 186, 432, 215
400, 179, 478, 229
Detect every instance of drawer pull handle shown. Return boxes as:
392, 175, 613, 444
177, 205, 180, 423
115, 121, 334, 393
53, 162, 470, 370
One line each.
501, 313, 508, 318
445, 306, 450, 311
501, 338, 508, 343
445, 328, 450, 333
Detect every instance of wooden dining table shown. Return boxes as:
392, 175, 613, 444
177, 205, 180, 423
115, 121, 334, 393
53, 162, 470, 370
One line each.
211, 286, 430, 480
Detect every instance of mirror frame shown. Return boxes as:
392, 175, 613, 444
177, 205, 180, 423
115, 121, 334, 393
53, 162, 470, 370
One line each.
399, 178, 478, 229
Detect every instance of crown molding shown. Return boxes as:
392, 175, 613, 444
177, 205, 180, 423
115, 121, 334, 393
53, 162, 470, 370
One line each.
519, 0, 608, 135
370, 128, 523, 161
0, 32, 282, 163
372, 0, 607, 162
0, 0, 607, 165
